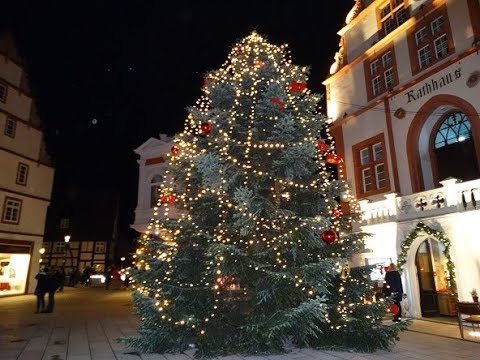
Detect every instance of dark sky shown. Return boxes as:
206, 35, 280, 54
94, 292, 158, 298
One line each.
4, 1, 353, 238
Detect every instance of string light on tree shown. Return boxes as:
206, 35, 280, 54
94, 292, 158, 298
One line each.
122, 31, 408, 358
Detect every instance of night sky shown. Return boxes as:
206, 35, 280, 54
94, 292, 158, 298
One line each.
3, 1, 353, 243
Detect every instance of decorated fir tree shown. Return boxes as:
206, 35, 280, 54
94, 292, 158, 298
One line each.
122, 31, 408, 358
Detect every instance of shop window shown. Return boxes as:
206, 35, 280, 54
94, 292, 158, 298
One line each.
0, 82, 6, 103
408, 6, 454, 75
378, 0, 410, 37
16, 163, 29, 186
94, 241, 106, 253
2, 197, 22, 224
150, 175, 163, 208
353, 134, 390, 198
4, 118, 16, 138
364, 47, 399, 100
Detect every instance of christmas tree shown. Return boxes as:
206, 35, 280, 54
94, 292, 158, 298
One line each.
122, 31, 408, 358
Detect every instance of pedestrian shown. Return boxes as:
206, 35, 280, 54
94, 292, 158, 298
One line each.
105, 266, 112, 290
56, 267, 66, 291
34, 267, 48, 313
42, 267, 60, 313
383, 262, 403, 322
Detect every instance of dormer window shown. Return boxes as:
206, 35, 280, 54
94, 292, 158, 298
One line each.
378, 0, 410, 37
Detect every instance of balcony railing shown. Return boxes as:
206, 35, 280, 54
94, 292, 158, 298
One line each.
358, 178, 480, 225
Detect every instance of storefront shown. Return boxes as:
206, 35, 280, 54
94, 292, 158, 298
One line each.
0, 242, 32, 296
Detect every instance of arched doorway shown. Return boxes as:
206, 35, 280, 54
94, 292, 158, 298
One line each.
432, 111, 479, 185
398, 222, 457, 318
415, 238, 449, 317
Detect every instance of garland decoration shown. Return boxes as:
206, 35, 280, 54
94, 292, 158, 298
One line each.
397, 222, 457, 298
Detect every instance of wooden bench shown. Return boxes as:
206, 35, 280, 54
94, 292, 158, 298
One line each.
457, 302, 480, 339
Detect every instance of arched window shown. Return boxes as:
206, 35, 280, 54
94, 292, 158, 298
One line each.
150, 175, 163, 208
434, 112, 471, 149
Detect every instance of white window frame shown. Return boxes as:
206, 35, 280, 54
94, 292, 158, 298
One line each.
53, 242, 66, 253
434, 34, 448, 59
360, 148, 370, 165
375, 163, 387, 189
418, 45, 431, 68
370, 60, 379, 75
2, 197, 22, 224
382, 51, 392, 67
415, 27, 428, 46
384, 68, 395, 89
372, 76, 382, 96
362, 168, 373, 193
16, 163, 29, 185
431, 15, 444, 35
4, 118, 16, 138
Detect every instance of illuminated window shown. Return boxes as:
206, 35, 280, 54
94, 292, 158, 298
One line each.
408, 6, 453, 74
365, 48, 398, 100
2, 197, 22, 224
353, 134, 390, 198
4, 118, 16, 138
16, 163, 29, 185
434, 112, 471, 149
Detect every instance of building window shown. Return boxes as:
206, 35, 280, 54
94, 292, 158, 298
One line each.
415, 27, 428, 45
365, 47, 399, 100
94, 242, 106, 253
2, 197, 22, 224
16, 163, 29, 185
4, 118, 16, 138
372, 76, 382, 96
353, 134, 390, 198
150, 175, 163, 208
0, 82, 6, 102
408, 6, 454, 74
60, 218, 70, 229
418, 45, 432, 68
434, 34, 449, 59
53, 242, 66, 253
434, 112, 471, 149
378, 0, 410, 37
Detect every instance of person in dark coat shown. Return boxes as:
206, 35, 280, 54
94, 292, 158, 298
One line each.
34, 267, 49, 313
42, 267, 60, 313
383, 262, 403, 321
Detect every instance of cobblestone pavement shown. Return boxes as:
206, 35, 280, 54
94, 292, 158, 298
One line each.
0, 287, 478, 360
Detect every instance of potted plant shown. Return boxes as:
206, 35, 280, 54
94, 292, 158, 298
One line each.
471, 288, 478, 303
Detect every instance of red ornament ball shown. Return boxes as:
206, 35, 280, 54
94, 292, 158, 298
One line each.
289, 81, 307, 92
171, 146, 180, 155
326, 153, 343, 165
200, 122, 213, 135
321, 229, 337, 244
390, 304, 400, 316
315, 139, 328, 152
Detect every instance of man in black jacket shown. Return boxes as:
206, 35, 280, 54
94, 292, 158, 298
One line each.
383, 262, 403, 322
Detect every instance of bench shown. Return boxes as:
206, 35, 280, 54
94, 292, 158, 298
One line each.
457, 302, 480, 339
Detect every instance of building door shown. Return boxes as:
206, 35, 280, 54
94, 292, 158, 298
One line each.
415, 238, 450, 317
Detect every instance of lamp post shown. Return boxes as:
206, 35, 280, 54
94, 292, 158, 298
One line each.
120, 257, 125, 269
64, 235, 71, 268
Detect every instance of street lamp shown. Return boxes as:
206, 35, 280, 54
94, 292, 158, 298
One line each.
120, 257, 125, 269
39, 247, 45, 263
